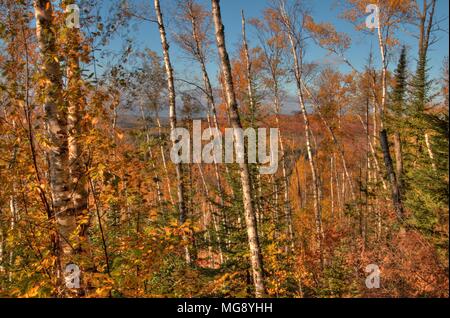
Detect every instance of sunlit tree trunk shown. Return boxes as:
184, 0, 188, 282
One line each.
279, 4, 324, 268
139, 104, 163, 206
64, 0, 89, 251
393, 132, 404, 189
154, 0, 189, 264
418, 0, 437, 170
357, 115, 387, 190
330, 156, 335, 220
155, 111, 174, 205
241, 12, 265, 239
184, 2, 229, 253
211, 0, 266, 297
241, 11, 257, 123
376, 11, 404, 220
197, 162, 224, 265
0, 223, 4, 275
34, 0, 73, 286
272, 81, 294, 247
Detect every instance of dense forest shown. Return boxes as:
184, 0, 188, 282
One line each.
0, 0, 448, 298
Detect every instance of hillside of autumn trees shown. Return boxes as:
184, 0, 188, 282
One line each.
0, 0, 448, 298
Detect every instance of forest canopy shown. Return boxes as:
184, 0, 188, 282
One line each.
0, 0, 448, 298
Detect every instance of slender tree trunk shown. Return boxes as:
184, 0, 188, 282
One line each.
8, 194, 17, 282
376, 16, 405, 221
139, 104, 163, 206
365, 94, 372, 241
274, 93, 294, 247
188, 8, 229, 251
334, 154, 342, 218
0, 221, 4, 275
418, 0, 436, 64
241, 11, 257, 123
330, 156, 334, 220
19, 17, 53, 219
377, 28, 387, 124
271, 175, 280, 234
111, 92, 119, 131
88, 177, 110, 275
357, 115, 387, 190
424, 133, 437, 171
380, 130, 404, 220
154, 0, 190, 263
197, 162, 224, 265
418, 0, 437, 170
285, 26, 324, 269
242, 12, 264, 239
155, 112, 174, 205
211, 0, 266, 297
393, 132, 404, 189
256, 12, 294, 247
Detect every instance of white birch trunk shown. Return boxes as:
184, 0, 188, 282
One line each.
34, 0, 74, 281
211, 0, 266, 297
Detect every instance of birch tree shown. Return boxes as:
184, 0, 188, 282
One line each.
343, 0, 412, 220
173, 0, 228, 255
249, 9, 295, 247
63, 0, 89, 247
154, 0, 190, 263
413, 0, 438, 169
272, 0, 324, 268
34, 0, 75, 286
211, 0, 266, 297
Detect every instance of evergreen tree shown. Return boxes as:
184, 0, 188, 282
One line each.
404, 46, 444, 235
390, 46, 408, 119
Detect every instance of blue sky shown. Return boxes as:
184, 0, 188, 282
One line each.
95, 0, 449, 113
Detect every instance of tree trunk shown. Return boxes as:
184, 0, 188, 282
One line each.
197, 162, 224, 265
376, 12, 405, 221
188, 7, 229, 252
330, 156, 334, 220
139, 104, 164, 206
285, 23, 324, 269
241, 11, 257, 124
333, 154, 342, 218
418, 0, 437, 171
393, 132, 404, 189
357, 114, 387, 190
424, 132, 437, 171
0, 222, 4, 275
155, 112, 174, 205
65, 0, 89, 248
211, 0, 266, 297
274, 88, 294, 246
241, 12, 264, 239
34, 0, 73, 286
154, 1, 189, 262
380, 129, 404, 220
376, 24, 387, 124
